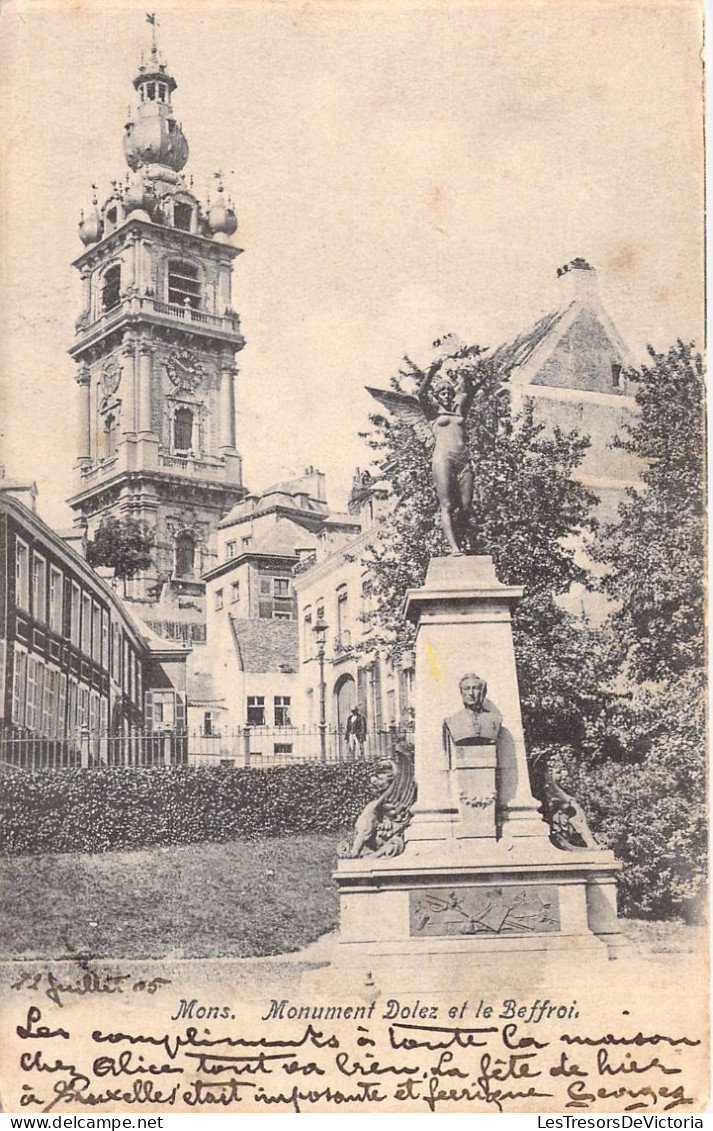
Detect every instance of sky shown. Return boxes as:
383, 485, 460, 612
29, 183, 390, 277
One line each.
0, 0, 704, 531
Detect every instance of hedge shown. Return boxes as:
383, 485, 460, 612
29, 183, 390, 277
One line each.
0, 761, 380, 856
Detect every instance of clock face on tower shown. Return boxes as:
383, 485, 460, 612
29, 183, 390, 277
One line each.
166, 348, 204, 393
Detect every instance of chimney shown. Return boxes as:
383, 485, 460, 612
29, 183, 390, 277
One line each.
0, 466, 38, 513
556, 258, 599, 306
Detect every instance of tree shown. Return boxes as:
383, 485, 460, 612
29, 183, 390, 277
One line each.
555, 341, 707, 918
592, 341, 705, 685
362, 344, 610, 757
86, 516, 154, 584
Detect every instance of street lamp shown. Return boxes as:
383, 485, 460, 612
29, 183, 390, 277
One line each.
313, 619, 328, 764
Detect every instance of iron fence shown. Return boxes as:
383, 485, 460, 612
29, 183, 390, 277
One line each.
0, 724, 412, 772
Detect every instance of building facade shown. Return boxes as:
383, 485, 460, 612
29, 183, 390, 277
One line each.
0, 490, 188, 760
67, 30, 246, 608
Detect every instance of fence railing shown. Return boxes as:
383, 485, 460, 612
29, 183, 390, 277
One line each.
0, 725, 412, 772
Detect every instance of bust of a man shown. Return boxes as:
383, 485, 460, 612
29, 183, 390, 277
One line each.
444, 673, 503, 746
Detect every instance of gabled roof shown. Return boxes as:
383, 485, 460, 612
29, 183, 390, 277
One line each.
229, 616, 299, 674
492, 293, 633, 396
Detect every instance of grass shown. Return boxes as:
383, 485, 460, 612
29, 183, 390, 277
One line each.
0, 835, 341, 960
0, 836, 703, 962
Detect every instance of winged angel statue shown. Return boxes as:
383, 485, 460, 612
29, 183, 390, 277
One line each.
367, 355, 487, 555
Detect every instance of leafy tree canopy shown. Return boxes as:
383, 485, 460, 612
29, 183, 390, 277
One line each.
593, 341, 705, 685
362, 343, 609, 753
86, 516, 154, 582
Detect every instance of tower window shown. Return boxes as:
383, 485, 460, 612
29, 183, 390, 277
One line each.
158, 83, 168, 102
167, 260, 201, 309
102, 265, 121, 312
174, 532, 195, 578
103, 413, 117, 460
174, 407, 194, 452
174, 202, 193, 232
147, 82, 156, 101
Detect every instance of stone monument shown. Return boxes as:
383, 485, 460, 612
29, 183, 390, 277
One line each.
331, 555, 626, 988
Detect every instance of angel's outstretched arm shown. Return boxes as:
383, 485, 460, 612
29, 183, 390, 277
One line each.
417, 362, 441, 419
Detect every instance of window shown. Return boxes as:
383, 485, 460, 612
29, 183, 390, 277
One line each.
274, 696, 291, 726
260, 577, 272, 596
146, 82, 156, 101
81, 592, 92, 655
11, 648, 27, 725
203, 711, 214, 736
68, 679, 78, 733
214, 588, 224, 611
103, 414, 117, 460
15, 538, 29, 611
78, 687, 89, 730
247, 696, 265, 726
174, 202, 193, 232
158, 83, 168, 102
337, 585, 349, 636
111, 624, 121, 682
230, 581, 240, 603
25, 656, 43, 731
273, 611, 292, 621
150, 690, 175, 730
175, 532, 195, 578
42, 668, 56, 735
70, 582, 81, 646
274, 578, 290, 597
274, 744, 293, 756
101, 611, 109, 670
173, 407, 194, 453
102, 265, 121, 312
611, 362, 622, 389
92, 603, 102, 663
89, 691, 99, 735
32, 553, 47, 623
242, 536, 251, 548
226, 541, 236, 559
167, 260, 201, 309
49, 567, 63, 633
57, 674, 67, 738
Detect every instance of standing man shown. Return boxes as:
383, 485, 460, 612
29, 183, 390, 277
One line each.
345, 704, 367, 760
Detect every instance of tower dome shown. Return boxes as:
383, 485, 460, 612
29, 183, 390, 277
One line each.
123, 35, 189, 173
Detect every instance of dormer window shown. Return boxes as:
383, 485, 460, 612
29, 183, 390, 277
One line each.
168, 260, 200, 308
102, 265, 121, 312
174, 202, 193, 232
611, 363, 622, 389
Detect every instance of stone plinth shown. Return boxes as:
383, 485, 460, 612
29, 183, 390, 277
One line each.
328, 556, 626, 987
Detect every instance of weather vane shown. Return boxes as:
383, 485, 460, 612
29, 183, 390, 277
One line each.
146, 12, 159, 53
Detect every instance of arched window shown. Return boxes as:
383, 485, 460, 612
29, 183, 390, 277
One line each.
173, 407, 194, 453
167, 260, 201, 309
102, 265, 121, 312
174, 532, 195, 578
103, 413, 117, 460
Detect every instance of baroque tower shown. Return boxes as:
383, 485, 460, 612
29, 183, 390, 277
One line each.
68, 24, 246, 607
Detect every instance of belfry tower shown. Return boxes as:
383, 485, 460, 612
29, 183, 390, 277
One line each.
68, 23, 246, 604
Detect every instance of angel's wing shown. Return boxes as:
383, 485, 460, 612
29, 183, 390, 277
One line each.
365, 386, 433, 448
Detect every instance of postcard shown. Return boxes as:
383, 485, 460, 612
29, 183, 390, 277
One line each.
0, 0, 707, 1115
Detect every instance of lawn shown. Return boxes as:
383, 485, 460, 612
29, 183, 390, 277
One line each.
0, 836, 703, 962
0, 835, 341, 960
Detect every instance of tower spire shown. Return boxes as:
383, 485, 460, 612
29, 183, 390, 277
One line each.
146, 11, 159, 57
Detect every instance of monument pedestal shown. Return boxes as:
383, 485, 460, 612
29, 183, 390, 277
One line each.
327, 557, 626, 989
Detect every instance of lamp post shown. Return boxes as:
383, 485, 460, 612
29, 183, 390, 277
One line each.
313, 619, 328, 764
